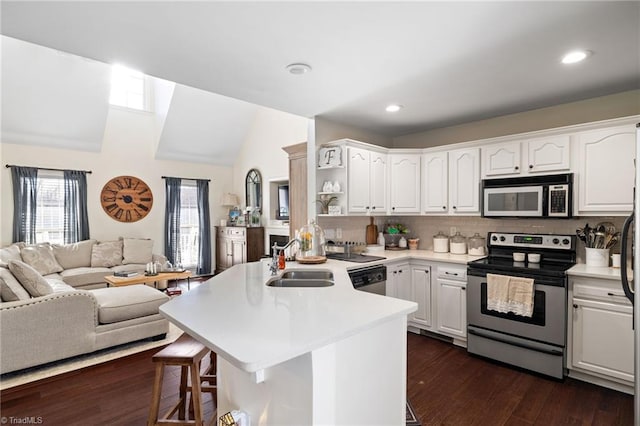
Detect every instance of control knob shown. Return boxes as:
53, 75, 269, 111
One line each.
499, 236, 506, 242
552, 238, 559, 244
491, 235, 498, 241
562, 238, 570, 245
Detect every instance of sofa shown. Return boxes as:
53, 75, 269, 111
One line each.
0, 238, 167, 290
0, 239, 172, 375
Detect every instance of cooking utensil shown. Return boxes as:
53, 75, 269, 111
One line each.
366, 217, 378, 245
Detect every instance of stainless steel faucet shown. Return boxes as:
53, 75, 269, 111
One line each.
270, 239, 300, 275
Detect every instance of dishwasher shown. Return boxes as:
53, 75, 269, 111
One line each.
348, 264, 387, 295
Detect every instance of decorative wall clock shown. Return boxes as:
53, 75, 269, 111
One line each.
100, 176, 153, 222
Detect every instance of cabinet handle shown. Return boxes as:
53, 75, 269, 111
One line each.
442, 206, 446, 210
607, 292, 625, 297
462, 287, 466, 290
514, 166, 519, 171
529, 164, 534, 169
445, 271, 459, 276
392, 207, 396, 211
425, 270, 429, 274
452, 206, 457, 210
393, 271, 397, 274
366, 206, 370, 210
372, 206, 376, 210
399, 270, 403, 273
573, 303, 579, 309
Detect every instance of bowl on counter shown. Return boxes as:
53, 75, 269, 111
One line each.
528, 253, 541, 263
513, 252, 526, 262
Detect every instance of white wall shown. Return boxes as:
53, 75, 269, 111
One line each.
1, 107, 233, 255
232, 107, 309, 222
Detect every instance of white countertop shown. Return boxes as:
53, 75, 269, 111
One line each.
160, 257, 418, 373
567, 263, 627, 280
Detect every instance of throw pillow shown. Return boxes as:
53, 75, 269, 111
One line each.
0, 267, 31, 301
20, 243, 64, 275
52, 239, 96, 269
91, 240, 123, 267
0, 243, 24, 268
7, 260, 53, 297
122, 238, 154, 265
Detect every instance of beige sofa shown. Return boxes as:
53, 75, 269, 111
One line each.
0, 239, 172, 375
0, 239, 167, 290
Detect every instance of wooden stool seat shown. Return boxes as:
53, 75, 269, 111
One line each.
148, 334, 216, 426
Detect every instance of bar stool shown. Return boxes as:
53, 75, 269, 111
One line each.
147, 334, 215, 426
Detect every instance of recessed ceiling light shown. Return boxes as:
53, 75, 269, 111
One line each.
385, 104, 403, 113
561, 50, 592, 64
286, 63, 312, 75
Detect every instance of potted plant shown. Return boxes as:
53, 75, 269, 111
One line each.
316, 195, 337, 214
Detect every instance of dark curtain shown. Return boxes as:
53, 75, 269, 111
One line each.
11, 166, 38, 243
196, 179, 212, 275
63, 170, 90, 243
164, 177, 182, 265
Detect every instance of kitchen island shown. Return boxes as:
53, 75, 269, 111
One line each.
160, 259, 417, 425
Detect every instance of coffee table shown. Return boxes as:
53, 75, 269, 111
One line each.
104, 270, 192, 290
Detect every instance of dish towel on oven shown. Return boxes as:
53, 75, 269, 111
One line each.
486, 273, 535, 317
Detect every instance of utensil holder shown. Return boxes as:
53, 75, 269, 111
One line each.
585, 248, 609, 267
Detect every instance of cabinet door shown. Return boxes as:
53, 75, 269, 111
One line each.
526, 135, 570, 173
421, 152, 448, 213
231, 240, 246, 266
369, 151, 388, 214
572, 298, 633, 382
436, 279, 467, 338
216, 236, 228, 270
410, 265, 432, 328
483, 141, 521, 177
347, 147, 371, 213
576, 125, 635, 214
388, 263, 411, 301
390, 154, 420, 214
449, 148, 480, 214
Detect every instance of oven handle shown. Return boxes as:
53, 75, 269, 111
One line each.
468, 327, 563, 356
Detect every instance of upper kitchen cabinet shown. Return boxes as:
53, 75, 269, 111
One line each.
347, 146, 388, 214
574, 124, 636, 215
389, 153, 421, 214
421, 151, 449, 213
482, 135, 570, 178
449, 148, 481, 214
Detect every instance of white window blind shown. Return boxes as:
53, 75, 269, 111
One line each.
35, 172, 65, 245
178, 181, 199, 268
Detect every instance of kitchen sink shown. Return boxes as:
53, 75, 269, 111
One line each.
266, 278, 334, 288
280, 269, 334, 280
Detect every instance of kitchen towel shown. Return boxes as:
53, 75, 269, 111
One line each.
486, 273, 535, 317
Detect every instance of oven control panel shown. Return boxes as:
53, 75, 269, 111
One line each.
488, 232, 574, 250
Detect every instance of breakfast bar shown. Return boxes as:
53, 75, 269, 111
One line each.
160, 260, 417, 425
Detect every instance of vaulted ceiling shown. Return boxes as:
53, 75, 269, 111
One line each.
2, 1, 639, 148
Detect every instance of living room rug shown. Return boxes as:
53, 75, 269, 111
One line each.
0, 322, 184, 391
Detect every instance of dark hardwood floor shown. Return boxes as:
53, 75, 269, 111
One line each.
2, 274, 633, 425
1, 331, 633, 425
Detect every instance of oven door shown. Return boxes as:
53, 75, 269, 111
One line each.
483, 185, 544, 217
467, 273, 566, 346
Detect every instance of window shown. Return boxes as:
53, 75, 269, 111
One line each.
109, 64, 151, 111
35, 172, 65, 245
178, 181, 199, 269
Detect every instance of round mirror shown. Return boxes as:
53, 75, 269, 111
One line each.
245, 169, 262, 211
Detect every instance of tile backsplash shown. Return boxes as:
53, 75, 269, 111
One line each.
318, 215, 628, 264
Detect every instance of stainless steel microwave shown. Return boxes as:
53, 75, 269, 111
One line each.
481, 173, 573, 218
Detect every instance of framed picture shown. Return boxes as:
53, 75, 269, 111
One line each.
318, 146, 342, 168
328, 205, 341, 216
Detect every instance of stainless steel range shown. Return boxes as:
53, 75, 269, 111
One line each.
466, 232, 576, 379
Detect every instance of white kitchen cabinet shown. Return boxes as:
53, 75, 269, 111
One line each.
482, 141, 522, 177
568, 276, 634, 390
215, 226, 264, 274
575, 125, 636, 215
435, 265, 467, 340
448, 148, 480, 214
389, 153, 421, 214
386, 261, 411, 301
347, 146, 388, 214
421, 151, 449, 213
482, 135, 570, 178
409, 263, 432, 329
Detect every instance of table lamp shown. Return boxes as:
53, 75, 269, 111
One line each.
221, 193, 240, 225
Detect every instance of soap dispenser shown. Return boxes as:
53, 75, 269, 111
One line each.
377, 232, 385, 247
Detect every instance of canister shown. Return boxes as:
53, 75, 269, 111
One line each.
433, 231, 449, 253
450, 232, 467, 254
468, 233, 486, 256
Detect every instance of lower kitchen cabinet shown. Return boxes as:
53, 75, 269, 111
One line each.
386, 261, 411, 301
410, 263, 432, 329
568, 276, 634, 392
435, 265, 467, 342
216, 226, 265, 274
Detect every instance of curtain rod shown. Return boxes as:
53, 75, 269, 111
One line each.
5, 164, 92, 174
161, 175, 211, 182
